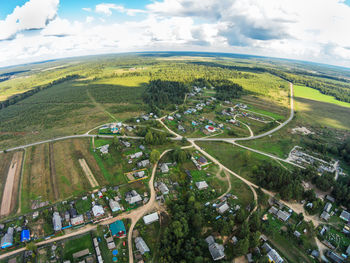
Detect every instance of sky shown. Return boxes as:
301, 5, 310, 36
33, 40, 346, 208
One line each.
1, 0, 350, 68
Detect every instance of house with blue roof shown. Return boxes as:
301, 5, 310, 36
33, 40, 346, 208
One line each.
110, 220, 126, 238
21, 229, 30, 242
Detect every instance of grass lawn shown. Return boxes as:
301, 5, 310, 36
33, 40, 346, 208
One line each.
229, 175, 254, 207
196, 141, 277, 184
294, 85, 350, 109
63, 233, 94, 261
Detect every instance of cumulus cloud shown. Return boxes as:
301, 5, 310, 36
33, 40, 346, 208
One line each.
41, 18, 82, 37
1, 0, 350, 67
0, 0, 59, 40
95, 3, 146, 16
147, 0, 350, 65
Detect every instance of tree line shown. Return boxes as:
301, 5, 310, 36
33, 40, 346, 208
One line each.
0, 74, 81, 110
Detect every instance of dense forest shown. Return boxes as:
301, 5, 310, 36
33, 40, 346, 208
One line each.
212, 80, 243, 101
158, 192, 211, 262
253, 162, 350, 210
142, 79, 188, 109
253, 163, 305, 201
0, 74, 81, 110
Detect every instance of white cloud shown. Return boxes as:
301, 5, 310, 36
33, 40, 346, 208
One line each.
82, 7, 92, 12
96, 3, 124, 16
0, 0, 59, 40
95, 3, 146, 16
86, 16, 94, 23
147, 0, 350, 66
1, 0, 350, 67
41, 18, 82, 37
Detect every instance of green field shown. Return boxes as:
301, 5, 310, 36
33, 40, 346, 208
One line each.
62, 233, 94, 261
196, 141, 285, 183
294, 85, 350, 108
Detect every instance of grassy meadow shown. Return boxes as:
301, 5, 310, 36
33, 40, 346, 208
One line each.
195, 141, 282, 184
294, 85, 350, 108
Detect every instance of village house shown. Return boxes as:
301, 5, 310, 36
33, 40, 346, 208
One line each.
205, 125, 216, 133
130, 151, 143, 159
178, 125, 185, 132
158, 182, 169, 195
53, 212, 62, 231
198, 156, 208, 166
134, 171, 145, 178
137, 160, 150, 168
126, 190, 142, 205
92, 205, 105, 217
143, 212, 159, 225
321, 211, 331, 221
71, 215, 84, 226
217, 202, 230, 214
122, 141, 131, 148
109, 199, 121, 212
205, 236, 225, 261
160, 163, 169, 173
97, 144, 109, 154
135, 237, 150, 255
268, 206, 278, 215
1, 227, 14, 249
20, 229, 30, 242
326, 250, 344, 263
324, 202, 332, 213
277, 210, 291, 222
110, 220, 126, 238
196, 181, 209, 190
340, 210, 350, 222
268, 249, 284, 263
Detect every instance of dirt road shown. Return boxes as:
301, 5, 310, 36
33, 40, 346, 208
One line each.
79, 159, 99, 188
0, 151, 23, 217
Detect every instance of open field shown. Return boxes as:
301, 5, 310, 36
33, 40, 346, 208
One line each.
294, 84, 350, 108
196, 141, 294, 183
0, 152, 23, 217
294, 96, 350, 130
232, 72, 290, 106
21, 144, 53, 213
53, 140, 92, 199
20, 139, 104, 212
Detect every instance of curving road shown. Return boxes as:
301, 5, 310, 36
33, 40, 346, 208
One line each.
2, 82, 318, 261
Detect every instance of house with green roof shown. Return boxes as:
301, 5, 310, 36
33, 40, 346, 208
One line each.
109, 220, 126, 238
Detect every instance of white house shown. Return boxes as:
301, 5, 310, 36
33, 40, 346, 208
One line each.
92, 205, 105, 217
196, 181, 209, 190
143, 212, 159, 225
